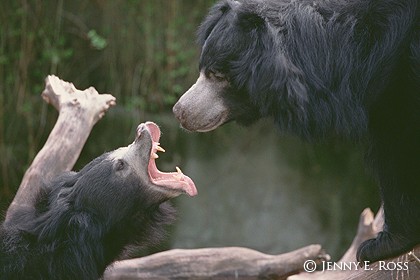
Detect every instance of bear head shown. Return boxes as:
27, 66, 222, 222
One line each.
173, 0, 308, 133
24, 122, 197, 239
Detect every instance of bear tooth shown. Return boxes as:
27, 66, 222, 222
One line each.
152, 153, 159, 159
175, 166, 184, 181
156, 145, 165, 153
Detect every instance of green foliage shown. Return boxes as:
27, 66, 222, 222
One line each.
87, 30, 107, 50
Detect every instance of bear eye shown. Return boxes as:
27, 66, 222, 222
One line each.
115, 159, 126, 171
214, 72, 226, 81
208, 70, 227, 82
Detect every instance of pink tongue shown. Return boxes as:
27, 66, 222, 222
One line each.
144, 122, 198, 197
148, 160, 197, 196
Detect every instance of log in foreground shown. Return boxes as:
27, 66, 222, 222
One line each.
104, 245, 329, 280
104, 245, 420, 280
5, 75, 116, 223
103, 207, 418, 280
290, 208, 420, 280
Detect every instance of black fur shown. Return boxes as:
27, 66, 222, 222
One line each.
197, 0, 420, 262
0, 152, 176, 279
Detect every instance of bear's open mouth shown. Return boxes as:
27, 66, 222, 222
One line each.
142, 122, 197, 197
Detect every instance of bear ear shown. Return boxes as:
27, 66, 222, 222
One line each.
225, 0, 241, 12
237, 10, 266, 31
34, 172, 78, 212
197, 1, 233, 45
197, 0, 245, 46
55, 171, 79, 189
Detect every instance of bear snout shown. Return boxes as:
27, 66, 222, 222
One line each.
172, 101, 184, 123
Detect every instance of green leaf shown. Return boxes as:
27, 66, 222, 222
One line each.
87, 30, 108, 50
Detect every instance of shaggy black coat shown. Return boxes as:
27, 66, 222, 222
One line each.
196, 0, 420, 262
0, 153, 175, 280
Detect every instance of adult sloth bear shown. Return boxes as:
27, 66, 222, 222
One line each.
0, 122, 197, 279
173, 0, 420, 262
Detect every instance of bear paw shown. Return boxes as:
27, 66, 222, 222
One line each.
357, 231, 416, 263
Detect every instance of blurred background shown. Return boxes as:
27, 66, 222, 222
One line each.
0, 0, 380, 260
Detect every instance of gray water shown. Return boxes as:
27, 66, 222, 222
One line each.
84, 111, 379, 259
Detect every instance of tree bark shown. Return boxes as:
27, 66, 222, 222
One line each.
5, 75, 116, 223
103, 207, 419, 280
104, 245, 329, 280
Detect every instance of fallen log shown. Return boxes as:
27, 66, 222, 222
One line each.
103, 207, 419, 280
104, 245, 329, 280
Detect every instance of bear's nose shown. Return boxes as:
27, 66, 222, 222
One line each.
172, 102, 182, 121
136, 124, 146, 137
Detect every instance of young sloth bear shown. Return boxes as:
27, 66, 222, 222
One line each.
173, 0, 420, 262
0, 122, 197, 279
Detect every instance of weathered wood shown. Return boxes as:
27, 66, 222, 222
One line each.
104, 245, 330, 280
289, 208, 420, 280
105, 207, 419, 280
5, 75, 116, 223
339, 207, 383, 263
289, 208, 382, 279
289, 246, 420, 280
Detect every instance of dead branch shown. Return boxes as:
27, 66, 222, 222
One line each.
289, 208, 381, 279
104, 245, 330, 280
5, 75, 116, 222
289, 207, 419, 280
104, 207, 418, 280
339, 207, 383, 263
